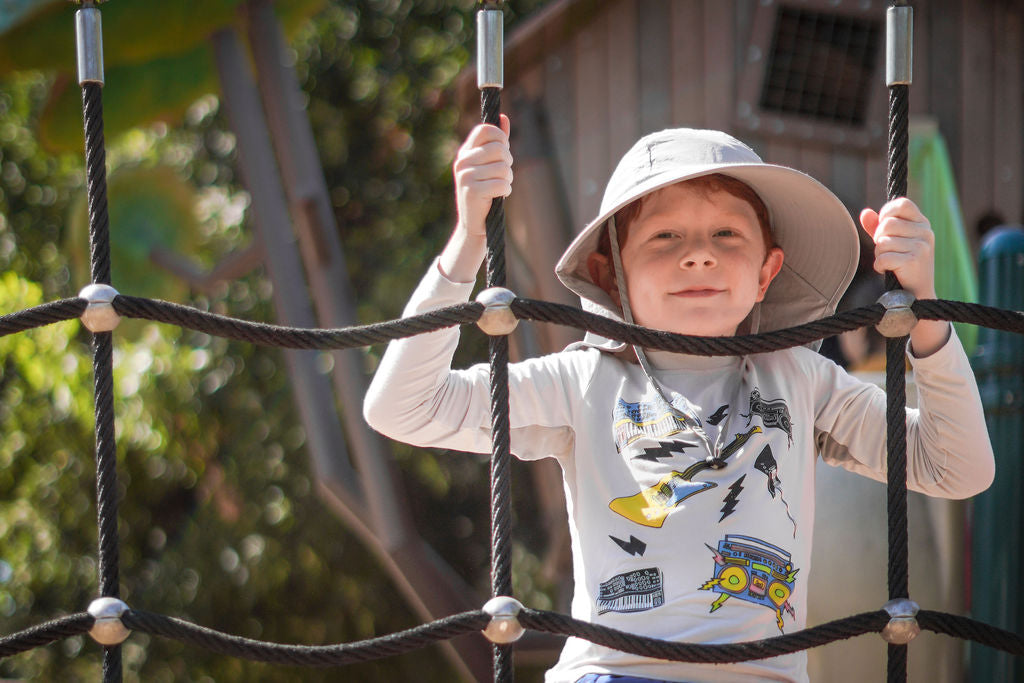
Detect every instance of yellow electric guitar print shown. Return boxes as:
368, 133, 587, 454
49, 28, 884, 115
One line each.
609, 426, 762, 528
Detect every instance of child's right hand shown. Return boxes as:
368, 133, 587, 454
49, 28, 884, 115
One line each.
453, 114, 512, 237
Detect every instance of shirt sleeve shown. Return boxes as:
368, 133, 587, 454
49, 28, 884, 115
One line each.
363, 259, 589, 462
812, 327, 995, 499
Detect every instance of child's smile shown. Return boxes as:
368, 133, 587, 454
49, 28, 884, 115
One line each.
618, 183, 784, 337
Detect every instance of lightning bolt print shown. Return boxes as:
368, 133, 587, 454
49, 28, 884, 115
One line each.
633, 440, 697, 462
719, 474, 746, 522
706, 404, 729, 425
609, 534, 647, 557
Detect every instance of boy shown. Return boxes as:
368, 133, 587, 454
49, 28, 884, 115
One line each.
363, 121, 994, 682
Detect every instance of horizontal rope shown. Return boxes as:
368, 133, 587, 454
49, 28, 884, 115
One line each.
0, 298, 87, 338
512, 298, 885, 355
120, 608, 489, 667
0, 297, 1021, 356
914, 299, 1024, 335
0, 613, 93, 659
918, 610, 1024, 655
112, 296, 482, 349
519, 608, 889, 664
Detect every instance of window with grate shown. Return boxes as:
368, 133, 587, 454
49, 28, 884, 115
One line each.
736, 1, 886, 148
760, 7, 881, 126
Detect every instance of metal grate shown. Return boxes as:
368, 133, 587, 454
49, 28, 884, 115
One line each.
759, 6, 882, 126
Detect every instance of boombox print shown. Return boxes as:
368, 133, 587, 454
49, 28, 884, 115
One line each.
699, 534, 799, 632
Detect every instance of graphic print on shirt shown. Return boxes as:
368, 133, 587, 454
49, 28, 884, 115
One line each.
596, 567, 664, 614
609, 534, 647, 557
699, 534, 798, 632
706, 404, 729, 426
609, 426, 762, 528
633, 440, 698, 462
613, 397, 692, 452
741, 388, 793, 446
718, 474, 746, 522
754, 445, 798, 536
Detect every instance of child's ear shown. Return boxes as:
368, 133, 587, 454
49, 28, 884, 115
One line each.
756, 247, 785, 302
587, 253, 621, 307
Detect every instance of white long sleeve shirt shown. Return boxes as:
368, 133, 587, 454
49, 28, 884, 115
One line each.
363, 263, 994, 683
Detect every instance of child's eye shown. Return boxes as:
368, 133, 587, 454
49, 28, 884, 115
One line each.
653, 231, 677, 240
714, 228, 738, 237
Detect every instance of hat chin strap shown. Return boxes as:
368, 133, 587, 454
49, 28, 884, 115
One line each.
608, 217, 679, 406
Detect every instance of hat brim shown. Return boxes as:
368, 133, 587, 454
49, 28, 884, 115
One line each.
555, 162, 860, 336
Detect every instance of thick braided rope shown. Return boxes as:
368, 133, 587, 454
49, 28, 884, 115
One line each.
885, 80, 911, 683
120, 609, 488, 667
513, 299, 885, 354
0, 299, 87, 337
0, 613, 93, 659
913, 299, 1024, 333
82, 84, 111, 287
83, 67, 123, 683
113, 296, 482, 348
917, 611, 1024, 655
519, 609, 889, 663
481, 82, 514, 683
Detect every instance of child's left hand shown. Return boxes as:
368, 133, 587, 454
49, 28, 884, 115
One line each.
860, 198, 949, 356
859, 198, 936, 299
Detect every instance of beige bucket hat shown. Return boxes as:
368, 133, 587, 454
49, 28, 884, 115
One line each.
554, 128, 860, 349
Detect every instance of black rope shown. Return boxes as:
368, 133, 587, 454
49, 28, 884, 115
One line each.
918, 611, 1024, 655
481, 78, 514, 683
8, 297, 1024, 354
885, 73, 912, 683
0, 613, 93, 659
513, 298, 885, 355
120, 609, 488, 667
92, 332, 119, 601
82, 41, 123, 683
82, 83, 111, 287
112, 296, 482, 349
0, 298, 87, 337
913, 299, 1024, 333
519, 608, 889, 663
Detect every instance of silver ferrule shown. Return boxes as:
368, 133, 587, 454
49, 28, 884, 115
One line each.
476, 9, 503, 89
886, 5, 913, 86
76, 7, 104, 85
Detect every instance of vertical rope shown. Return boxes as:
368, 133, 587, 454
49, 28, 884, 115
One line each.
82, 67, 122, 683
482, 78, 514, 683
884, 74, 911, 683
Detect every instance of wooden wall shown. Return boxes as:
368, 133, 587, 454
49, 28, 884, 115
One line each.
492, 0, 1024, 249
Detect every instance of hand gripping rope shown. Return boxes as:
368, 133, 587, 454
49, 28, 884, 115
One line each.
1, 1, 1023, 682
474, 3, 519, 681
881, 3, 916, 681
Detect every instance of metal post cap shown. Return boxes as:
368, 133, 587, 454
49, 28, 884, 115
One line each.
476, 6, 504, 89
87, 597, 131, 646
482, 596, 524, 644
79, 284, 121, 332
475, 287, 518, 336
875, 289, 917, 337
881, 598, 920, 644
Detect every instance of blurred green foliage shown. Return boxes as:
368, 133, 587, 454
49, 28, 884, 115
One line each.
0, 1, 552, 680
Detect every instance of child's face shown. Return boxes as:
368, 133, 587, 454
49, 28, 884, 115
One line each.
606, 183, 784, 337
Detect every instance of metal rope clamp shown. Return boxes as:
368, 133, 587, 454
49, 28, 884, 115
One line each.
476, 287, 518, 336
481, 596, 524, 644
87, 597, 131, 646
79, 284, 122, 332
880, 598, 920, 644
476, 3, 504, 90
875, 289, 917, 337
75, 4, 105, 86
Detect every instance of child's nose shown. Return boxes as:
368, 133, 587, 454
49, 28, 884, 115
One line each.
680, 244, 717, 268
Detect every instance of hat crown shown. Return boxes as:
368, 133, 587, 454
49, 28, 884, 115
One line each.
601, 128, 763, 215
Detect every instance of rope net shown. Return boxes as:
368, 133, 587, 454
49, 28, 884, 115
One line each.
2, 291, 1024, 675
2, 1, 1022, 681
